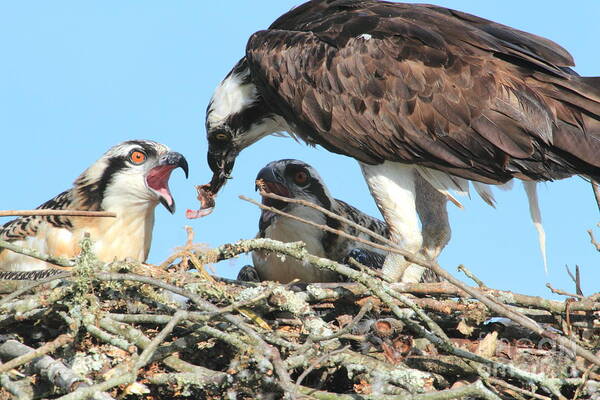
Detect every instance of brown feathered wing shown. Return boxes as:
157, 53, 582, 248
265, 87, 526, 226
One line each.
245, 1, 600, 183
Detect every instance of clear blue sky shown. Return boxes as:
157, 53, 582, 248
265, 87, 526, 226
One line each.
1, 1, 598, 298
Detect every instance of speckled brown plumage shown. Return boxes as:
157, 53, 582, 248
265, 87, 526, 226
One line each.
0, 191, 74, 242
0, 269, 66, 281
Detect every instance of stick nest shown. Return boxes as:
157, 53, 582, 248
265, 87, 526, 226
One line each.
0, 232, 599, 400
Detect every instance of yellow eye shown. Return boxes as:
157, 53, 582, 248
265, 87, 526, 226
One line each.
293, 171, 309, 185
215, 133, 228, 141
130, 150, 146, 164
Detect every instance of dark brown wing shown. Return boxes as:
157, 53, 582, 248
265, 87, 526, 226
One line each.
246, 0, 600, 183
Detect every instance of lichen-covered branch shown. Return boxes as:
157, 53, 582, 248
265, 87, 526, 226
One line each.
241, 194, 600, 368
297, 281, 600, 314
208, 238, 594, 397
0, 231, 597, 399
210, 237, 600, 368
298, 380, 500, 400
0, 339, 114, 400
0, 373, 32, 400
0, 334, 73, 374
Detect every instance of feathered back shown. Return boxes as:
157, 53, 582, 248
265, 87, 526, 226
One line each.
245, 0, 600, 183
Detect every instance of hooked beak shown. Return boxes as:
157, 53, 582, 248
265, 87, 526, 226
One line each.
255, 165, 291, 231
146, 151, 189, 214
255, 165, 290, 210
207, 145, 237, 194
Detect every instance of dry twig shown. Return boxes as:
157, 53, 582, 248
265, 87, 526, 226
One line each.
546, 283, 584, 299
587, 229, 600, 252
0, 210, 116, 218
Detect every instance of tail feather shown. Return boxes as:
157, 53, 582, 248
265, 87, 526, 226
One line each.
523, 181, 548, 274
417, 168, 549, 273
417, 169, 549, 274
417, 166, 502, 208
473, 182, 496, 207
497, 180, 514, 191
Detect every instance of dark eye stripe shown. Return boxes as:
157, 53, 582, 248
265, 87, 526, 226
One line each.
305, 178, 332, 210
75, 156, 127, 210
286, 164, 331, 210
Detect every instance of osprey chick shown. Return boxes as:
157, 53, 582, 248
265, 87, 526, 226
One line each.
204, 0, 600, 282
0, 140, 188, 272
243, 159, 444, 283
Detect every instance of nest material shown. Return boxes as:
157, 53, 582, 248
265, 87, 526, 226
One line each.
0, 235, 599, 400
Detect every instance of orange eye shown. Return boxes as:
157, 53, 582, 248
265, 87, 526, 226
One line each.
130, 150, 146, 164
293, 171, 309, 185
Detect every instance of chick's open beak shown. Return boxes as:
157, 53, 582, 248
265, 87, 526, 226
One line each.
146, 151, 189, 214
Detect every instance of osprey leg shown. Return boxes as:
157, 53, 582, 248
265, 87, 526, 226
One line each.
413, 173, 451, 282
360, 162, 422, 282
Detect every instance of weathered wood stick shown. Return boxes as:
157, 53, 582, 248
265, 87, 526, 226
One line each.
0, 210, 115, 218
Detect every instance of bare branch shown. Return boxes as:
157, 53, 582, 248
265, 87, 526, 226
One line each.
546, 283, 584, 299
308, 300, 372, 342
0, 210, 116, 218
0, 373, 32, 400
93, 272, 297, 395
209, 238, 580, 395
147, 371, 228, 388
240, 194, 400, 255
297, 379, 501, 400
587, 229, 600, 252
257, 189, 395, 247
0, 224, 597, 398
134, 311, 186, 370
457, 264, 487, 288
295, 345, 350, 387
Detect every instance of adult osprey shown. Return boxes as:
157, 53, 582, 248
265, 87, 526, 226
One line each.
203, 0, 600, 281
0, 140, 188, 273
238, 159, 444, 283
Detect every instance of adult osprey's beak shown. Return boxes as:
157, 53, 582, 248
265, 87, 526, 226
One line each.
207, 145, 236, 194
146, 151, 189, 214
